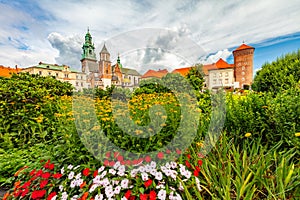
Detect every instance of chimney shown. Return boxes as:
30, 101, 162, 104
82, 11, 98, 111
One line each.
15, 65, 18, 69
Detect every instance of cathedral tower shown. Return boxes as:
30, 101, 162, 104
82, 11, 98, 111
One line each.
81, 28, 98, 73
233, 43, 255, 88
99, 43, 112, 88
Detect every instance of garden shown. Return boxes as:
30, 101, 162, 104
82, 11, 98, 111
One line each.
0, 50, 299, 199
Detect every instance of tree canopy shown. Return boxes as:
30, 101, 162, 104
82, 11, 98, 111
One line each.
252, 49, 300, 94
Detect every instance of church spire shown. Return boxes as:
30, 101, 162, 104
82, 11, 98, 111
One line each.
81, 28, 96, 60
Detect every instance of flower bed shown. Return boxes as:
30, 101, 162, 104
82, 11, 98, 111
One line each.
4, 151, 203, 200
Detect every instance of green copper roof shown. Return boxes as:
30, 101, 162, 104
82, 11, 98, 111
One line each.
121, 68, 141, 76
32, 63, 79, 73
81, 29, 96, 60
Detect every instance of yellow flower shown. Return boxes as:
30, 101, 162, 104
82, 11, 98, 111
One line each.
295, 132, 300, 137
245, 133, 252, 137
135, 129, 143, 135
35, 115, 43, 123
196, 142, 204, 147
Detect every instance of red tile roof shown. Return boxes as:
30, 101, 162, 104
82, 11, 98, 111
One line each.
215, 58, 234, 69
172, 67, 192, 76
142, 69, 169, 78
234, 44, 254, 51
0, 65, 22, 77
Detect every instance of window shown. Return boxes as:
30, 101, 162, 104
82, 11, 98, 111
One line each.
76, 82, 79, 86
81, 82, 83, 87
81, 76, 83, 80
225, 72, 229, 77
242, 77, 245, 81
76, 75, 79, 79
48, 72, 51, 75
213, 73, 216, 77
56, 73, 58, 77
219, 73, 222, 77
213, 79, 216, 84
39, 71, 42, 75
219, 79, 222, 84
242, 71, 245, 76
64, 74, 68, 78
225, 79, 229, 84
242, 66, 245, 70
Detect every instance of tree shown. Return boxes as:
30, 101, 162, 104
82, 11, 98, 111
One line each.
252, 49, 300, 94
185, 64, 205, 92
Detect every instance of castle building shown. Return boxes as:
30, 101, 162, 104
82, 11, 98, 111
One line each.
22, 62, 90, 91
80, 29, 141, 90
172, 43, 255, 89
0, 65, 22, 78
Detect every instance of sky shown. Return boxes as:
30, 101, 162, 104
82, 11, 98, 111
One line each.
0, 0, 300, 74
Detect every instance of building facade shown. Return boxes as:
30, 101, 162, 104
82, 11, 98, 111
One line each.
172, 43, 255, 90
22, 62, 90, 91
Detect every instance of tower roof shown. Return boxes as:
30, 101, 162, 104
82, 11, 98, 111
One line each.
100, 43, 109, 54
234, 43, 254, 51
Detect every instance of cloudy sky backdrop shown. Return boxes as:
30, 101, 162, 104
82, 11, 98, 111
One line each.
0, 0, 300, 74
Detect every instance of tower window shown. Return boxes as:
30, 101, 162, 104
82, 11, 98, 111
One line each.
242, 66, 245, 70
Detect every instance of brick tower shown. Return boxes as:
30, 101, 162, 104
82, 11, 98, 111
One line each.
233, 43, 255, 88
99, 43, 112, 88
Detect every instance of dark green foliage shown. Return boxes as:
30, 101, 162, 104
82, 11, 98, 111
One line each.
252, 49, 300, 94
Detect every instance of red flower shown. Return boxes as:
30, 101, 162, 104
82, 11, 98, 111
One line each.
83, 168, 90, 176
36, 169, 43, 177
47, 192, 57, 200
21, 181, 31, 189
52, 173, 62, 179
157, 152, 164, 159
31, 190, 46, 199
41, 172, 51, 179
195, 166, 200, 172
49, 163, 55, 170
187, 154, 191, 159
81, 192, 89, 200
140, 193, 148, 200
144, 179, 153, 188
149, 190, 157, 200
144, 156, 151, 163
103, 160, 110, 166
166, 149, 171, 154
138, 157, 144, 164
176, 149, 181, 155
194, 169, 199, 177
29, 169, 36, 176
129, 196, 136, 200
109, 161, 115, 167
198, 160, 203, 166
121, 160, 126, 165
44, 160, 50, 169
132, 160, 139, 165
93, 170, 98, 177
21, 188, 29, 197
105, 151, 111, 159
125, 160, 132, 166
80, 181, 86, 189
40, 180, 48, 189
185, 160, 191, 168
124, 190, 131, 199
117, 155, 124, 161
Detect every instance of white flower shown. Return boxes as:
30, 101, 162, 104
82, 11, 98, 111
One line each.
100, 170, 107, 178
121, 197, 127, 200
89, 184, 98, 193
68, 171, 75, 180
145, 164, 152, 173
70, 180, 76, 188
112, 180, 120, 186
130, 169, 138, 177
117, 170, 125, 177
76, 178, 83, 187
170, 162, 177, 169
161, 166, 167, 172
150, 161, 156, 168
118, 165, 125, 173
109, 168, 116, 175
59, 185, 64, 192
60, 167, 65, 174
121, 179, 129, 189
155, 172, 163, 181
141, 172, 149, 181
170, 170, 177, 180
114, 186, 121, 194
150, 169, 157, 176
105, 185, 114, 198
183, 170, 191, 179
51, 195, 57, 200
165, 162, 170, 169
95, 194, 103, 200
138, 166, 145, 173
62, 192, 68, 200
93, 175, 101, 184
75, 173, 82, 180
195, 177, 202, 192
71, 195, 79, 200
98, 166, 105, 172
178, 182, 184, 191
67, 165, 73, 170
74, 165, 80, 170
114, 161, 121, 169
157, 189, 167, 200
